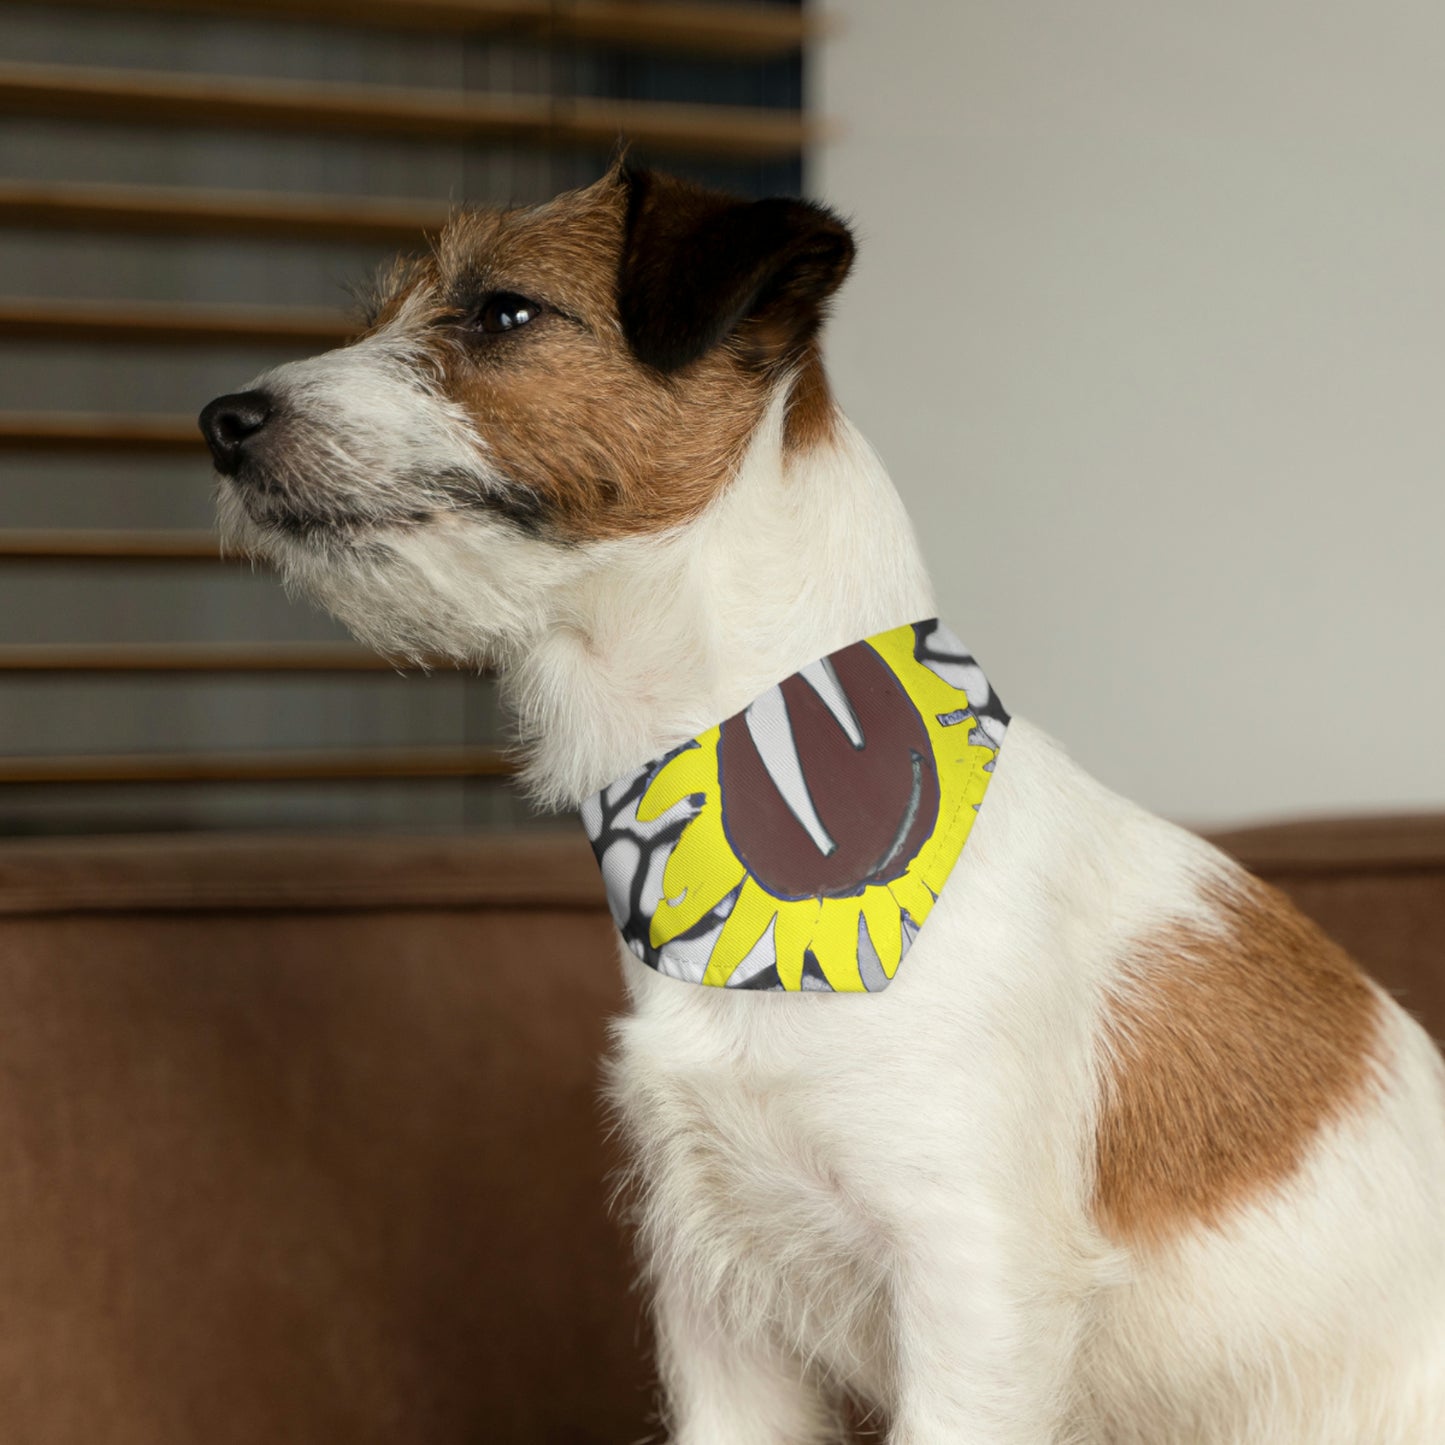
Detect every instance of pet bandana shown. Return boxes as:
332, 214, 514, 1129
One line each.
581, 620, 1008, 993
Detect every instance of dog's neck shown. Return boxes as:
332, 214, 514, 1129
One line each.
506, 391, 937, 809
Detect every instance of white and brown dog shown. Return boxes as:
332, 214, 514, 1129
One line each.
200, 166, 1445, 1443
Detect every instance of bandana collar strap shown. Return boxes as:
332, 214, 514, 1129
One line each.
581, 620, 1007, 993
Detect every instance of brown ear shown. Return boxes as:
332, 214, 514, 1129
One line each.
617, 167, 855, 375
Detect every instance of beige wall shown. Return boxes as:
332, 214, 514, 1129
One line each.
813, 1, 1445, 826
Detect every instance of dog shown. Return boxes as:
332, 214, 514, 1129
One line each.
200, 164, 1445, 1443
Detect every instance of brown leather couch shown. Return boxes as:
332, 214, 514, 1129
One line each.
0, 819, 1439, 1443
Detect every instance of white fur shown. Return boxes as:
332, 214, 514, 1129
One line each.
221, 351, 1445, 1443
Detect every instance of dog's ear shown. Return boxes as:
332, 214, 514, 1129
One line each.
618, 167, 855, 375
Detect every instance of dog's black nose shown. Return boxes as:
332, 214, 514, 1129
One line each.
199, 390, 273, 475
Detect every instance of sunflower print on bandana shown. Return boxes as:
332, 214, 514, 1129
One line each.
581, 620, 1007, 993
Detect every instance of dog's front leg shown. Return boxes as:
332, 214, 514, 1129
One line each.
654, 1275, 842, 1445
884, 1225, 1087, 1445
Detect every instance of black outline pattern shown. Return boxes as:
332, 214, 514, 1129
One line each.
913, 619, 1010, 755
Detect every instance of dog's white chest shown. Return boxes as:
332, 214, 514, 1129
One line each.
611, 994, 896, 1391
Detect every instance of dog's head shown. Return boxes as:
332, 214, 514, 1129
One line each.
199, 166, 854, 663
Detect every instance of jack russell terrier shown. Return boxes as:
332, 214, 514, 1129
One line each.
200, 164, 1445, 1444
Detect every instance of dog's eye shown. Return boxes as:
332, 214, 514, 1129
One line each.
473, 292, 542, 335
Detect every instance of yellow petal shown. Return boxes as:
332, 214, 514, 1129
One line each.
888, 871, 937, 931
859, 886, 905, 979
651, 822, 745, 948
702, 880, 779, 987
772, 895, 822, 992
637, 731, 718, 822
809, 900, 867, 992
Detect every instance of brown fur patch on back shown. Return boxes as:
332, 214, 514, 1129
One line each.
1094, 873, 1382, 1247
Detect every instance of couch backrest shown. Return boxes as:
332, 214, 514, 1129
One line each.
0, 820, 1439, 1443
0, 832, 647, 1445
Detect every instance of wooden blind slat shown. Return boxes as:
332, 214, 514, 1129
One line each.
0, 62, 818, 161
556, 0, 815, 56
0, 297, 353, 348
0, 412, 201, 452
0, 746, 513, 784
0, 180, 449, 245
0, 530, 227, 561
20, 0, 815, 58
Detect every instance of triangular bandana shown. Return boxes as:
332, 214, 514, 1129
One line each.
580, 620, 1007, 992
